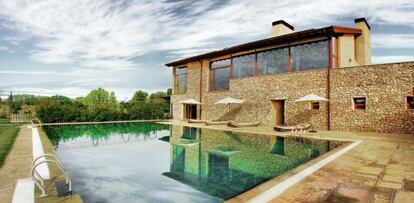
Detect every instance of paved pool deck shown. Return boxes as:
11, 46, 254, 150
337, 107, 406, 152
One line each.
0, 125, 32, 203
162, 120, 414, 203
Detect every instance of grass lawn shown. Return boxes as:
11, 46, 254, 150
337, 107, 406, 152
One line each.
0, 118, 9, 124
0, 125, 20, 167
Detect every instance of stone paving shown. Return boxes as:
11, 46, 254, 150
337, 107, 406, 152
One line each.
163, 121, 414, 203
0, 125, 32, 203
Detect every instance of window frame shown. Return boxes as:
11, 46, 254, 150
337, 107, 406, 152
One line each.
209, 59, 231, 91
310, 102, 320, 110
353, 97, 366, 110
174, 66, 187, 94
231, 53, 257, 78
206, 39, 331, 90
407, 96, 414, 110
290, 40, 330, 72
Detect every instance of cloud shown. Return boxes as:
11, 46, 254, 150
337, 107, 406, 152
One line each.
0, 70, 61, 75
0, 45, 13, 53
0, 0, 414, 98
372, 34, 414, 48
372, 55, 414, 64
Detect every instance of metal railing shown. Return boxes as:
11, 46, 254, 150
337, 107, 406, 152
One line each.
30, 154, 72, 197
31, 118, 42, 126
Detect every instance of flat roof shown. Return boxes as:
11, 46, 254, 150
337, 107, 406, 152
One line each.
165, 25, 361, 67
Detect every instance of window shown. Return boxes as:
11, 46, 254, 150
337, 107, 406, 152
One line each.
258, 48, 288, 74
291, 40, 329, 71
353, 97, 366, 110
232, 53, 255, 78
407, 96, 414, 110
311, 102, 320, 110
210, 59, 231, 91
174, 66, 187, 94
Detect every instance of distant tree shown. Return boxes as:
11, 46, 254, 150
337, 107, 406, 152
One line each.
167, 88, 172, 96
130, 90, 148, 104
149, 91, 167, 104
83, 88, 118, 109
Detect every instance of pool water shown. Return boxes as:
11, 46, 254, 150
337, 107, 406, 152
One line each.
44, 122, 343, 203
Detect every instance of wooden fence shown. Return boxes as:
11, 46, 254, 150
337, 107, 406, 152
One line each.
9, 114, 32, 123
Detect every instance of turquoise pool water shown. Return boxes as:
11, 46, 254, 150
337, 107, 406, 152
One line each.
44, 122, 343, 203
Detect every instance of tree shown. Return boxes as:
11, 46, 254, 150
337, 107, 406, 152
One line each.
130, 90, 148, 104
167, 88, 172, 96
149, 91, 167, 104
82, 88, 118, 109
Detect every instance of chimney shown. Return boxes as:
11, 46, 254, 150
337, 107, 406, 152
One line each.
354, 17, 371, 65
268, 20, 294, 38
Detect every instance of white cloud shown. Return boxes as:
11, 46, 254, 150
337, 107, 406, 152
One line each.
372, 55, 414, 64
0, 70, 61, 75
0, 0, 414, 97
0, 0, 413, 70
372, 34, 414, 48
0, 45, 13, 53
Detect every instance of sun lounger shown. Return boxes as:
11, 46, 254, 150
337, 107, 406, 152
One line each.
274, 123, 312, 133
274, 125, 297, 132
227, 121, 260, 127
188, 119, 207, 123
205, 120, 229, 125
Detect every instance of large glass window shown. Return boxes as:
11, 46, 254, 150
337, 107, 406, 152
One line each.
291, 41, 329, 71
232, 54, 255, 78
258, 48, 288, 74
174, 66, 187, 94
210, 59, 231, 91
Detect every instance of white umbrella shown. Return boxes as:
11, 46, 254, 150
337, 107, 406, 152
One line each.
179, 99, 201, 119
215, 97, 244, 104
294, 94, 329, 132
294, 94, 329, 102
215, 97, 244, 119
179, 99, 201, 105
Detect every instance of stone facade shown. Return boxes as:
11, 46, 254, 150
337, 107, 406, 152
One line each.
171, 61, 414, 134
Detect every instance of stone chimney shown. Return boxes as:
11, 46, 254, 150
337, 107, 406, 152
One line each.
354, 17, 371, 65
268, 20, 294, 38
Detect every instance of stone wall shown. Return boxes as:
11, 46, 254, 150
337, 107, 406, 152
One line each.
171, 61, 414, 133
330, 62, 414, 133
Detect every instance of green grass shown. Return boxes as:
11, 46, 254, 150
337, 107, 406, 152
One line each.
0, 118, 9, 124
0, 125, 20, 167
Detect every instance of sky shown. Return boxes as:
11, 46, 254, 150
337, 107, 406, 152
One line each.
0, 0, 414, 100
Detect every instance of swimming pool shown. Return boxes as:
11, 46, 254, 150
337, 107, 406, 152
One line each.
44, 122, 344, 203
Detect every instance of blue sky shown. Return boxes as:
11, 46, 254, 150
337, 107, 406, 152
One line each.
0, 0, 413, 100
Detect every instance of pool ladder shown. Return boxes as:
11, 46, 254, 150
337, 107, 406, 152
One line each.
30, 154, 72, 197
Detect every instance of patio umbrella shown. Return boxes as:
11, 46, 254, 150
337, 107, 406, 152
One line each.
215, 97, 244, 105
179, 99, 201, 105
294, 94, 329, 102
294, 94, 329, 132
179, 99, 201, 119
215, 97, 244, 118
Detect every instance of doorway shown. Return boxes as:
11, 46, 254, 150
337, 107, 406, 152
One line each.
183, 104, 197, 119
271, 100, 285, 126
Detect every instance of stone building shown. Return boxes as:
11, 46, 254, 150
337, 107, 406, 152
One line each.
166, 18, 414, 134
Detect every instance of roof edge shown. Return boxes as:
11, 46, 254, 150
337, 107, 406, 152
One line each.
165, 25, 361, 67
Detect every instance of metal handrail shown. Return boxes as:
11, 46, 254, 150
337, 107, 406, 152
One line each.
30, 155, 72, 197
32, 154, 68, 185
31, 118, 42, 126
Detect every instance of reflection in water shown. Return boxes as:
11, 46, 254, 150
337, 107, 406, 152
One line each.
44, 123, 169, 150
45, 123, 345, 202
164, 126, 344, 200
271, 137, 285, 155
